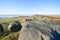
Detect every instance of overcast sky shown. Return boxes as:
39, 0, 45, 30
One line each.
0, 0, 60, 16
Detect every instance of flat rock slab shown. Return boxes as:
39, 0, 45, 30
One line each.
18, 21, 60, 40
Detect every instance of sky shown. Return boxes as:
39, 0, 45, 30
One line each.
0, 0, 60, 16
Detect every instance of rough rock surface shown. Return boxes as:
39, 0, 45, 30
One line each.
18, 19, 60, 40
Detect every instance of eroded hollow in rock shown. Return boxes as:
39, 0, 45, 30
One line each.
0, 24, 4, 32
8, 21, 22, 32
0, 24, 4, 36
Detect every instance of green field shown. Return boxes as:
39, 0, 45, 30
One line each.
0, 18, 20, 23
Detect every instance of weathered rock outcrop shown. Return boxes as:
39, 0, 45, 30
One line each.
18, 20, 60, 40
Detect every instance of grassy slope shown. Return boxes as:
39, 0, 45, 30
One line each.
0, 18, 21, 40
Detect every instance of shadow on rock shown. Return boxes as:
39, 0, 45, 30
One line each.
50, 30, 60, 40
